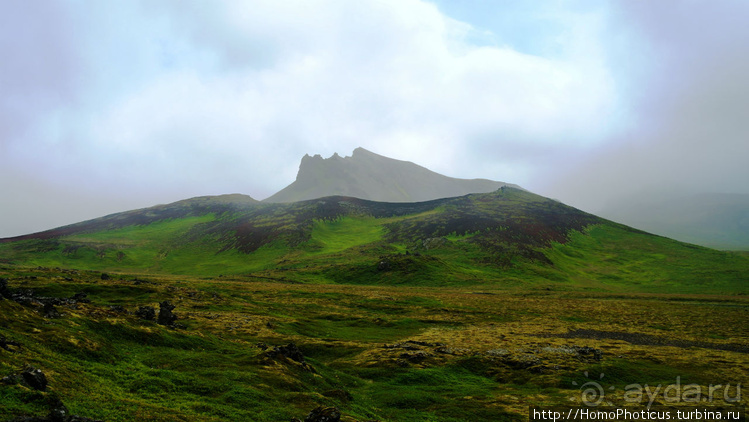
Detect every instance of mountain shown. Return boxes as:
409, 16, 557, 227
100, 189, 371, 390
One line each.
599, 192, 749, 250
3, 161, 748, 422
2, 187, 747, 293
264, 147, 520, 203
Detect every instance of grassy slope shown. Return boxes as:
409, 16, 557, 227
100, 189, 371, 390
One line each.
0, 215, 286, 276
541, 224, 749, 294
1, 189, 748, 293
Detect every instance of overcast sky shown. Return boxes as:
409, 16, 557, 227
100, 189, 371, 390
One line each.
2, 0, 748, 237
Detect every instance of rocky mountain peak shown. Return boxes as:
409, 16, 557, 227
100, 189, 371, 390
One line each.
264, 147, 520, 203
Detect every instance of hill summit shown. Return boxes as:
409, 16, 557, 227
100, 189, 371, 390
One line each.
264, 147, 519, 203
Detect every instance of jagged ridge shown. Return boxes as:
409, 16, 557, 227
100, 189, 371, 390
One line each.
264, 147, 520, 203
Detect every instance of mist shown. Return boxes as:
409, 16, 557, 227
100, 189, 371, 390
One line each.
2, 1, 748, 239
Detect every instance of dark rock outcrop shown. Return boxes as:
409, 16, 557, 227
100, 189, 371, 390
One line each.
135, 306, 156, 321
0, 334, 21, 352
376, 260, 390, 271
572, 346, 602, 361
157, 301, 177, 326
0, 280, 92, 310
42, 303, 61, 319
47, 396, 69, 422
304, 406, 341, 422
399, 351, 431, 364
21, 367, 48, 391
266, 343, 306, 364
421, 237, 447, 250
70, 293, 90, 304
0, 277, 12, 299
1, 374, 22, 385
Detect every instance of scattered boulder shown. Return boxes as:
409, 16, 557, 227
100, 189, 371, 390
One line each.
135, 306, 156, 321
383, 343, 420, 351
47, 396, 69, 422
573, 346, 602, 361
157, 301, 177, 326
377, 260, 390, 271
0, 277, 12, 299
100, 273, 110, 281
42, 303, 61, 319
0, 335, 21, 352
266, 343, 305, 364
12, 290, 38, 306
70, 293, 90, 304
21, 367, 48, 391
2, 374, 22, 385
8, 395, 104, 422
434, 346, 468, 355
0, 280, 92, 310
540, 345, 603, 361
108, 305, 127, 313
304, 406, 341, 422
485, 348, 510, 357
37, 293, 89, 308
422, 237, 447, 250
399, 351, 431, 364
132, 278, 152, 285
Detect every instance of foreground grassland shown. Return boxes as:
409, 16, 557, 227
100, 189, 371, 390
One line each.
1, 266, 747, 421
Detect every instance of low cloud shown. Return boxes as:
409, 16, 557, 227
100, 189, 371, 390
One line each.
543, 1, 749, 211
2, 1, 747, 236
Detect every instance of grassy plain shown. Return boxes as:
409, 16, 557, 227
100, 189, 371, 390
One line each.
1, 265, 747, 421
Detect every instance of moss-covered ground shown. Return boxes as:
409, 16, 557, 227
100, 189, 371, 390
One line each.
1, 266, 746, 421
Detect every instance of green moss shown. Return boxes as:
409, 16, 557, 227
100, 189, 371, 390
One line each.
307, 217, 387, 254
543, 224, 749, 294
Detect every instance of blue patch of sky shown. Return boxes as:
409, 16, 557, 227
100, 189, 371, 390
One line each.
429, 0, 565, 56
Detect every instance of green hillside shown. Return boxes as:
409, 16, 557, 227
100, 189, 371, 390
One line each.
2, 187, 747, 294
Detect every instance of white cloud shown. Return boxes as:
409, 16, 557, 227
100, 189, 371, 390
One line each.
2, 0, 620, 235
541, 0, 749, 212
35, 0, 614, 188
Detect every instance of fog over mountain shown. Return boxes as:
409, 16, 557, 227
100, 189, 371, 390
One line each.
265, 148, 518, 203
599, 192, 749, 250
2, 1, 749, 243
